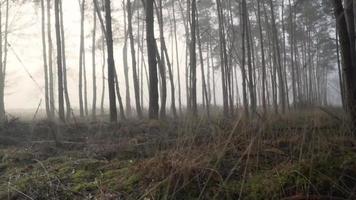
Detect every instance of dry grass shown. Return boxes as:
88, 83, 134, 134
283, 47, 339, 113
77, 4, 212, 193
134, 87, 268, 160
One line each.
0, 108, 355, 199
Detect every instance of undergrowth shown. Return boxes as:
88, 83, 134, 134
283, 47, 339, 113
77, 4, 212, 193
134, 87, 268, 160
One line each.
0, 109, 355, 199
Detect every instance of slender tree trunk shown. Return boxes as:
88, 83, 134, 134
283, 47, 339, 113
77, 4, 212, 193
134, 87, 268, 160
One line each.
127, 0, 142, 118
100, 34, 106, 115
206, 42, 212, 108
190, 0, 197, 117
47, 0, 55, 118
172, 2, 182, 116
155, 0, 176, 118
41, 0, 50, 118
281, 0, 289, 109
257, 0, 267, 115
54, 0, 65, 121
241, 0, 249, 117
114, 68, 126, 120
2, 0, 8, 102
269, 0, 286, 113
79, 0, 85, 117
122, 0, 132, 117
146, 0, 159, 119
216, 0, 229, 117
59, 0, 71, 119
208, 39, 216, 108
289, 0, 297, 108
0, 1, 4, 121
154, 0, 167, 118
336, 30, 346, 110
92, 5, 97, 119
243, 0, 256, 116
196, 8, 209, 118
105, 0, 118, 122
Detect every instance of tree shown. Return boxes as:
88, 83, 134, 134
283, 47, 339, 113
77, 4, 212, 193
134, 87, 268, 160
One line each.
146, 0, 159, 119
92, 4, 97, 119
332, 0, 356, 131
122, 0, 132, 117
172, 1, 182, 116
59, 0, 71, 119
190, 0, 197, 117
79, 0, 86, 117
47, 0, 55, 119
216, 0, 230, 117
41, 0, 50, 118
127, 0, 143, 118
269, 0, 286, 113
0, 0, 9, 122
105, 0, 118, 122
257, 0, 267, 115
54, 0, 65, 121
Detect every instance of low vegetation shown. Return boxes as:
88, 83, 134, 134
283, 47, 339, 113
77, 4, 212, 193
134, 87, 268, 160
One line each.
0, 109, 355, 199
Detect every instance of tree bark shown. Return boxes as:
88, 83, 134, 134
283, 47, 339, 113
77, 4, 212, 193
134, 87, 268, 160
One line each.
105, 0, 118, 122
333, 0, 356, 131
54, 0, 65, 121
59, 0, 71, 119
79, 0, 85, 117
122, 0, 132, 117
127, 0, 142, 118
41, 0, 50, 118
47, 0, 55, 119
92, 5, 97, 119
146, 0, 159, 119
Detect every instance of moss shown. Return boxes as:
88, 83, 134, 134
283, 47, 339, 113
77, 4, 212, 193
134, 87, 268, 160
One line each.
72, 182, 98, 193
72, 169, 96, 183
120, 172, 141, 192
236, 153, 356, 200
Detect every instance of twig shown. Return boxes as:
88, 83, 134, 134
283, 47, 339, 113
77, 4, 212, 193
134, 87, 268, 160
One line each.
7, 183, 34, 200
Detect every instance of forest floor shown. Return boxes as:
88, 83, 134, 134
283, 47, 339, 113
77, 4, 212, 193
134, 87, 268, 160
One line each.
0, 108, 356, 200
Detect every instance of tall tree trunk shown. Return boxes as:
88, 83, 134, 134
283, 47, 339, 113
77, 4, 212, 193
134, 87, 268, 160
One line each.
92, 5, 97, 119
2, 0, 8, 109
241, 0, 249, 117
54, 0, 65, 121
196, 8, 209, 118
41, 0, 50, 118
336, 30, 346, 110
47, 0, 55, 119
59, 0, 71, 119
190, 0, 197, 117
172, 1, 182, 116
79, 0, 85, 117
0, 0, 8, 121
216, 0, 229, 116
146, 0, 159, 119
122, 0, 132, 117
333, 0, 356, 131
243, 0, 256, 116
127, 0, 143, 118
269, 0, 286, 113
281, 0, 289, 108
105, 0, 118, 122
257, 0, 267, 115
155, 0, 176, 118
100, 34, 106, 116
209, 39, 216, 108
289, 0, 297, 108
154, 0, 167, 119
